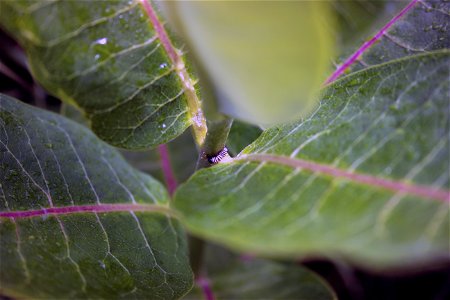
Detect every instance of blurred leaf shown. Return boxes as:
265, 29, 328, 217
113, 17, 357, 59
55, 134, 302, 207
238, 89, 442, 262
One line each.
161, 1, 336, 124
186, 244, 336, 300
226, 120, 262, 156
174, 52, 450, 269
0, 95, 192, 299
0, 0, 200, 149
209, 259, 335, 300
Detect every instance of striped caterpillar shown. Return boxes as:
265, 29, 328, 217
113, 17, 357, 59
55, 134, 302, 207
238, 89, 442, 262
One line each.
207, 146, 229, 164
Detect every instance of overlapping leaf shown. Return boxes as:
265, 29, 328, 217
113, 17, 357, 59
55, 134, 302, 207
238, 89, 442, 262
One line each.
0, 95, 192, 299
207, 259, 335, 300
61, 103, 198, 185
226, 121, 262, 156
160, 1, 336, 124
186, 244, 336, 300
174, 52, 450, 268
0, 0, 198, 149
347, 0, 449, 73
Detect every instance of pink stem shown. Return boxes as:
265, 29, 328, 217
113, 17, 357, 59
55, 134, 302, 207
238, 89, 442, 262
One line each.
0, 61, 32, 92
196, 276, 215, 300
0, 204, 173, 219
325, 0, 419, 84
239, 253, 255, 262
158, 144, 178, 196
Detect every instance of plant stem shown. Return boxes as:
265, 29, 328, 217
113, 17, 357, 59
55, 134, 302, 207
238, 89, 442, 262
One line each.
203, 117, 233, 155
157, 144, 177, 196
196, 276, 215, 300
197, 117, 233, 169
191, 117, 233, 277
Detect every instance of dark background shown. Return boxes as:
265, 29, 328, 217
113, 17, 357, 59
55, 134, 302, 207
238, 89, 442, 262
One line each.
1, 27, 449, 300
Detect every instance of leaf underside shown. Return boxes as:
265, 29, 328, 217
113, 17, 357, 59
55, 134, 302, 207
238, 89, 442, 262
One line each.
186, 244, 336, 300
0, 0, 193, 149
0, 95, 193, 299
208, 259, 335, 300
174, 52, 450, 268
349, 0, 449, 73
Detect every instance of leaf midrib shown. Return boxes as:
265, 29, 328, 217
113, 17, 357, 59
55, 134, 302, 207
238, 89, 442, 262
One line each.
139, 0, 207, 146
325, 0, 420, 84
236, 154, 449, 202
0, 203, 176, 219
326, 49, 450, 87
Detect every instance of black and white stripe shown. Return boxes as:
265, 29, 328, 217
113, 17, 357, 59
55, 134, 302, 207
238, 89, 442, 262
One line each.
208, 147, 229, 164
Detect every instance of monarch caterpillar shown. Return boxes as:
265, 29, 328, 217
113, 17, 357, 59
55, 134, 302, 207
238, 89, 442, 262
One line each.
207, 146, 229, 164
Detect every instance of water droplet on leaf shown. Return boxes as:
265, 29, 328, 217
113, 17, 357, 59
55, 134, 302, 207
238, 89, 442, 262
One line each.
96, 37, 108, 45
99, 261, 106, 269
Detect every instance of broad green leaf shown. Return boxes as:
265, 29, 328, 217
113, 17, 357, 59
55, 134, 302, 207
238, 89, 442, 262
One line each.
0, 0, 205, 149
207, 259, 335, 300
160, 1, 336, 124
174, 52, 450, 269
60, 103, 197, 185
186, 244, 336, 300
0, 95, 193, 299
347, 0, 449, 73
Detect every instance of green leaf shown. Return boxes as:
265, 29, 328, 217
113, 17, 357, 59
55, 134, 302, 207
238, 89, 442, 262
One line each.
0, 95, 193, 299
161, 1, 336, 124
226, 120, 262, 156
188, 244, 336, 300
206, 259, 335, 300
348, 0, 449, 72
174, 52, 450, 269
60, 103, 198, 185
0, 0, 205, 149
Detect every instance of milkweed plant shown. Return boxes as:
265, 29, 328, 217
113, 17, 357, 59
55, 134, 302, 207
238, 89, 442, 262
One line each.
0, 0, 448, 299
